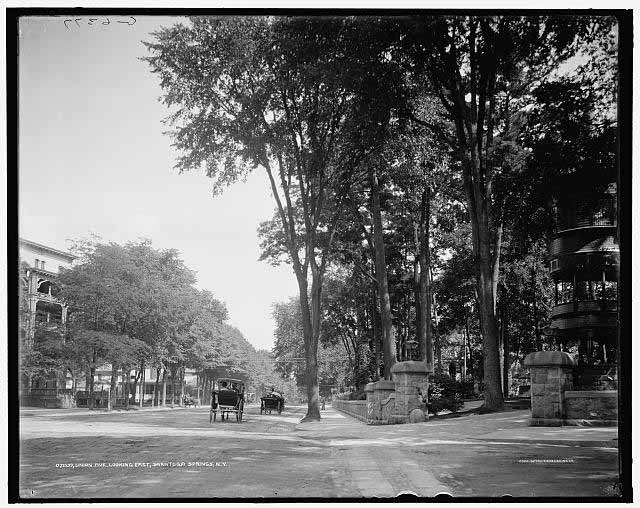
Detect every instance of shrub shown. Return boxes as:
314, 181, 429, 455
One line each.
428, 373, 464, 414
334, 388, 366, 401
460, 379, 476, 399
348, 388, 366, 401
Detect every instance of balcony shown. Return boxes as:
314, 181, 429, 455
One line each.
554, 194, 616, 232
550, 228, 618, 259
551, 299, 617, 318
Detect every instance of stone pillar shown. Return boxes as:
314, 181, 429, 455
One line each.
524, 351, 576, 426
365, 380, 396, 424
391, 361, 433, 423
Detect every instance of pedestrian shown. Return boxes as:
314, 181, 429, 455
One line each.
321, 396, 326, 410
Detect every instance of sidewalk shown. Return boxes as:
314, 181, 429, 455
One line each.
306, 405, 617, 446
296, 406, 619, 498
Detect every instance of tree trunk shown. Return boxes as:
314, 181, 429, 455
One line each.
130, 371, 140, 407
433, 291, 442, 373
413, 250, 421, 359
502, 302, 510, 398
179, 366, 185, 406
202, 373, 208, 405
299, 272, 321, 422
532, 267, 542, 350
109, 364, 117, 411
161, 368, 167, 406
418, 186, 433, 365
460, 152, 504, 411
370, 167, 396, 378
464, 309, 471, 380
153, 367, 161, 406
371, 274, 381, 380
139, 363, 145, 409
88, 351, 96, 410
124, 369, 130, 410
196, 371, 201, 406
171, 366, 176, 407
477, 256, 504, 410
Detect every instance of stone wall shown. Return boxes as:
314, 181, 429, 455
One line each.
525, 351, 618, 427
365, 380, 396, 424
358, 361, 434, 425
565, 391, 618, 425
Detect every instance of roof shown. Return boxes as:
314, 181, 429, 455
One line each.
217, 378, 244, 384
20, 238, 76, 261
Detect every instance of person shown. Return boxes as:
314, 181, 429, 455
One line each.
321, 396, 326, 410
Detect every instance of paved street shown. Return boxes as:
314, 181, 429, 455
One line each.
19, 404, 619, 499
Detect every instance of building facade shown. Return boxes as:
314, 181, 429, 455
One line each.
19, 238, 77, 405
546, 180, 619, 388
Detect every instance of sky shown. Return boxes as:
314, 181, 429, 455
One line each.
18, 16, 299, 351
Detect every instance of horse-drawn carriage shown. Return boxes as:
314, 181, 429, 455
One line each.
210, 378, 244, 423
260, 390, 285, 415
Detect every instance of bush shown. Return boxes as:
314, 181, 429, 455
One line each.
334, 388, 366, 401
428, 373, 464, 414
348, 388, 366, 400
460, 379, 476, 399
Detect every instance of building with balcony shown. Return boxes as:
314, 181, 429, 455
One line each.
19, 238, 76, 336
546, 178, 619, 388
19, 238, 76, 405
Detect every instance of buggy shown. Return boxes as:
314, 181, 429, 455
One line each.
210, 378, 245, 423
260, 391, 284, 415
183, 395, 198, 407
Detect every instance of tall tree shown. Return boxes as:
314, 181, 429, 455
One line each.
399, 15, 613, 410
144, 17, 386, 420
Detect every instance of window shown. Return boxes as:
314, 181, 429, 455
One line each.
556, 281, 573, 304
35, 258, 39, 268
41, 260, 45, 270
574, 281, 589, 301
602, 281, 617, 300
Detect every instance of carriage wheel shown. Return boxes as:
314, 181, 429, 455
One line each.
238, 411, 243, 423
278, 404, 282, 415
209, 410, 213, 424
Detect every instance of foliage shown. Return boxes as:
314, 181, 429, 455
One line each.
428, 373, 464, 415
272, 297, 350, 396
140, 15, 620, 413
21, 238, 285, 408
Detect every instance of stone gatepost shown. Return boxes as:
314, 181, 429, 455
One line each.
365, 380, 396, 424
391, 361, 433, 423
524, 351, 576, 426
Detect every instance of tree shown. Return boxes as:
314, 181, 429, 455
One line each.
272, 297, 350, 395
57, 240, 198, 409
144, 17, 389, 420
397, 15, 615, 410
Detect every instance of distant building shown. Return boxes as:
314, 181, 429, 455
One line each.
19, 238, 76, 341
19, 238, 200, 408
19, 238, 77, 405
